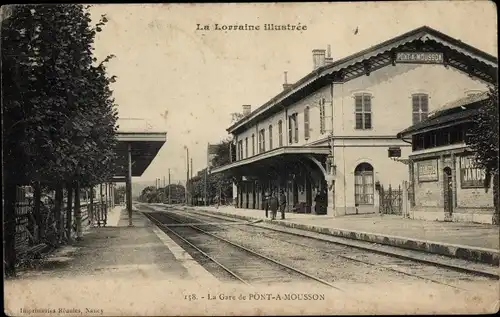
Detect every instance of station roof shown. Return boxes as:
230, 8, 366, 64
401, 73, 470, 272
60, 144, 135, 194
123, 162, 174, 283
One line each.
227, 26, 498, 135
210, 146, 329, 174
114, 118, 167, 177
397, 94, 489, 138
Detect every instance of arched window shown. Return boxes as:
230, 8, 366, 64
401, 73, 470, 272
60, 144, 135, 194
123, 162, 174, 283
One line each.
304, 106, 310, 139
251, 134, 255, 156
258, 129, 266, 153
278, 120, 283, 147
412, 93, 429, 125
354, 163, 374, 205
268, 125, 273, 150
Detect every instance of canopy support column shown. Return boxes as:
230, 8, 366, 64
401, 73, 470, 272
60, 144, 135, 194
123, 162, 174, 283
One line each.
126, 142, 133, 226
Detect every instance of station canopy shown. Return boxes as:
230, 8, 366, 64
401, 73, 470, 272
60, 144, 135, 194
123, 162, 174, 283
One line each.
113, 118, 167, 180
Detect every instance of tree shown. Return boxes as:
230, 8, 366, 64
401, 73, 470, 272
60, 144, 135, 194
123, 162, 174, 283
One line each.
230, 112, 244, 124
210, 137, 233, 168
467, 85, 499, 224
2, 4, 119, 275
139, 186, 159, 203
163, 184, 186, 203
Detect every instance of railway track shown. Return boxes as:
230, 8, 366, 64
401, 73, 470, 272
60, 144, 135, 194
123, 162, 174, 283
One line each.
142, 209, 341, 290
140, 204, 497, 290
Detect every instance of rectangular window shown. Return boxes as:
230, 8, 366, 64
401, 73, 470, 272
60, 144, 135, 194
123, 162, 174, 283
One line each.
460, 156, 486, 188
268, 125, 273, 150
288, 116, 293, 144
355, 94, 372, 130
304, 107, 310, 139
412, 94, 429, 125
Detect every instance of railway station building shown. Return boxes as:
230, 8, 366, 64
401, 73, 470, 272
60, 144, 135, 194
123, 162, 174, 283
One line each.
397, 93, 496, 224
211, 26, 497, 217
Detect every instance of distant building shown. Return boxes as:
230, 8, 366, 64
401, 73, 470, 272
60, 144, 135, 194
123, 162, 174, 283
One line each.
211, 26, 497, 217
397, 92, 495, 224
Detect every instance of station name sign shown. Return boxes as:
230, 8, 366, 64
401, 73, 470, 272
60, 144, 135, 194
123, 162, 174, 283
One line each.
396, 52, 444, 64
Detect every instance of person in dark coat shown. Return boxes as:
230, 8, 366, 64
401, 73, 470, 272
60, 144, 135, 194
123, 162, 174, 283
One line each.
279, 190, 286, 220
264, 191, 269, 218
269, 191, 279, 220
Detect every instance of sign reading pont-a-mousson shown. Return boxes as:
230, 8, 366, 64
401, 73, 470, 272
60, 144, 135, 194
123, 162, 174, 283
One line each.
396, 52, 444, 64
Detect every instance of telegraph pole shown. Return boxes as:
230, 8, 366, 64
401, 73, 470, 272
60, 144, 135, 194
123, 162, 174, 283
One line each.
190, 158, 193, 206
168, 169, 171, 205
185, 147, 189, 204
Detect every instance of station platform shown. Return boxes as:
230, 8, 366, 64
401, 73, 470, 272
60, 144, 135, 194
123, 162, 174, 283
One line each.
183, 205, 500, 265
5, 206, 219, 316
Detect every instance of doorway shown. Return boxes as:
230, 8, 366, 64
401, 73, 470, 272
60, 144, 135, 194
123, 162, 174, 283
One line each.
443, 167, 453, 221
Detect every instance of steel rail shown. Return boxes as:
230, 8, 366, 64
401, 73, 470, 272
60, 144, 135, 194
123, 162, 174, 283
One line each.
144, 209, 341, 290
171, 207, 498, 286
143, 212, 250, 286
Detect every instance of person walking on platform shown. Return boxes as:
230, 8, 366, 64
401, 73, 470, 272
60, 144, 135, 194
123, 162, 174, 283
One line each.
279, 190, 286, 220
264, 191, 270, 218
269, 191, 279, 220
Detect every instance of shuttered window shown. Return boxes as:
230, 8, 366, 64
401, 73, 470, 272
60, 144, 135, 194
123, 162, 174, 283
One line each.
355, 94, 372, 130
304, 107, 310, 139
412, 94, 429, 125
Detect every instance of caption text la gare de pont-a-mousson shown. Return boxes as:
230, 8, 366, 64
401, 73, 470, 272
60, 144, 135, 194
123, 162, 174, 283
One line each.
185, 293, 325, 301
196, 23, 307, 32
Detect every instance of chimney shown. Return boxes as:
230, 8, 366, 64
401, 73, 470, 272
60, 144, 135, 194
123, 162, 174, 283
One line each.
325, 44, 333, 65
242, 105, 251, 116
282, 71, 293, 90
312, 49, 326, 70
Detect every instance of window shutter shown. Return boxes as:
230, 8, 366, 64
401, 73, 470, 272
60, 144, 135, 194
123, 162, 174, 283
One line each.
412, 95, 420, 112
355, 96, 363, 112
364, 113, 372, 129
278, 120, 283, 147
294, 114, 299, 143
304, 107, 310, 139
363, 95, 371, 112
420, 95, 428, 112
355, 113, 363, 129
269, 125, 273, 150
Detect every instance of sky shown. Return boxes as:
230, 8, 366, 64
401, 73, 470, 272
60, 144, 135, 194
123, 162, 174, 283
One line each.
89, 1, 497, 185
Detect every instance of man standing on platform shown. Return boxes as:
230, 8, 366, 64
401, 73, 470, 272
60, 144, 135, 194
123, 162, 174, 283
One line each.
269, 191, 279, 220
279, 189, 286, 220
